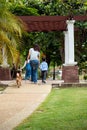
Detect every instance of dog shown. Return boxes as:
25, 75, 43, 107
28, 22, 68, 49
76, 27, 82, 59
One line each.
16, 70, 22, 88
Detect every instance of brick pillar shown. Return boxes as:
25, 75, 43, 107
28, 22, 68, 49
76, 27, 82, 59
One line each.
62, 66, 79, 83
0, 67, 11, 80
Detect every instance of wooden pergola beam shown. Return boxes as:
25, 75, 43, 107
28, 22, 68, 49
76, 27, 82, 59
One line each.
19, 15, 87, 32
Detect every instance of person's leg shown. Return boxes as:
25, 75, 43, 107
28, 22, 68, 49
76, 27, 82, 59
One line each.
27, 63, 31, 80
43, 71, 47, 80
24, 71, 27, 80
28, 69, 31, 79
33, 67, 38, 83
42, 71, 47, 83
26, 70, 31, 79
42, 71, 44, 82
30, 66, 33, 82
30, 60, 39, 83
30, 61, 35, 82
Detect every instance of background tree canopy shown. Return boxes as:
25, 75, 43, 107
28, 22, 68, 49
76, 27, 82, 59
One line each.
5, 0, 87, 71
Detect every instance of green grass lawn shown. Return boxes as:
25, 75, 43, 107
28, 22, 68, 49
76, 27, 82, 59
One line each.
14, 87, 87, 130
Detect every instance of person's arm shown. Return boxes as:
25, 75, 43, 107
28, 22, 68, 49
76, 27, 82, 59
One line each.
27, 51, 30, 60
38, 52, 40, 64
21, 61, 26, 69
27, 48, 33, 60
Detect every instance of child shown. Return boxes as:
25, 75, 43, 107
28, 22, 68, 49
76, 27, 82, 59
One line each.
16, 69, 22, 88
40, 57, 48, 83
21, 58, 31, 80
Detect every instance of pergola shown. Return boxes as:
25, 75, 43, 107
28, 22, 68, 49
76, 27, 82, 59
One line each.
19, 15, 87, 32
1, 15, 87, 81
19, 15, 87, 83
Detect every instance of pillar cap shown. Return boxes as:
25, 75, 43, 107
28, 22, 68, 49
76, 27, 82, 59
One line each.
66, 20, 75, 24
63, 62, 77, 66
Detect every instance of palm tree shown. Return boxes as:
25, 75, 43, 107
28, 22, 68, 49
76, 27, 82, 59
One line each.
0, 0, 25, 67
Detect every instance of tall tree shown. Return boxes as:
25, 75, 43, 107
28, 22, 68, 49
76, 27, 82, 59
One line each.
0, 0, 25, 67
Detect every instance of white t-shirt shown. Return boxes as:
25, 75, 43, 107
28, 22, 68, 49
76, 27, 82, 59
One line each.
29, 48, 40, 60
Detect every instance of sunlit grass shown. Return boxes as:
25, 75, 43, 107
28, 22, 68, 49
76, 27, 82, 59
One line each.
14, 87, 87, 130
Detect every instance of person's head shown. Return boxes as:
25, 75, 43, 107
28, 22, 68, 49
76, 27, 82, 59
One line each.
42, 57, 46, 61
33, 44, 40, 52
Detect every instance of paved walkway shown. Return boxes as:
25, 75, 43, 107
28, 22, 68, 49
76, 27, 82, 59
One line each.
0, 79, 62, 130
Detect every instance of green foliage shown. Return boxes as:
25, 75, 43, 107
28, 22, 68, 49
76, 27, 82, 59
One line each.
83, 75, 87, 80
0, 0, 25, 67
75, 21, 87, 70
19, 31, 62, 66
7, 0, 87, 67
14, 87, 87, 130
10, 5, 39, 16
8, 0, 87, 16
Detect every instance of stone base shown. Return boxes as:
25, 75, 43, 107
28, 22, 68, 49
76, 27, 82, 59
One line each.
0, 67, 11, 80
62, 65, 79, 83
52, 83, 87, 88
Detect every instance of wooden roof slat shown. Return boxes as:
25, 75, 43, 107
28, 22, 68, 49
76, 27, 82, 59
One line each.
19, 16, 68, 22
74, 15, 87, 21
19, 15, 87, 32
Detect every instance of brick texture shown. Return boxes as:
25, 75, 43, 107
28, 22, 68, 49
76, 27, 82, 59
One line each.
0, 67, 11, 80
62, 66, 79, 83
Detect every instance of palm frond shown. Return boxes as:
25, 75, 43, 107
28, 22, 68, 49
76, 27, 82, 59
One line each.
0, 1, 26, 66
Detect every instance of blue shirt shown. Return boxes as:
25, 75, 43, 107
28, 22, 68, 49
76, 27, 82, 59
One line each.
40, 61, 48, 71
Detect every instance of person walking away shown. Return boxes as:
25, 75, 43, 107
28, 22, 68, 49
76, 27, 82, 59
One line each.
40, 57, 48, 83
27, 44, 40, 84
21, 59, 31, 80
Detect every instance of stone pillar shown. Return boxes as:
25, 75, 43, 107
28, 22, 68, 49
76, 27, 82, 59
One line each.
0, 67, 11, 80
64, 20, 77, 66
64, 31, 69, 65
62, 66, 79, 83
0, 45, 11, 80
62, 20, 79, 83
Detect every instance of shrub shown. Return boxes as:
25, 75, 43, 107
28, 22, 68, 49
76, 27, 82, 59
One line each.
83, 75, 87, 80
